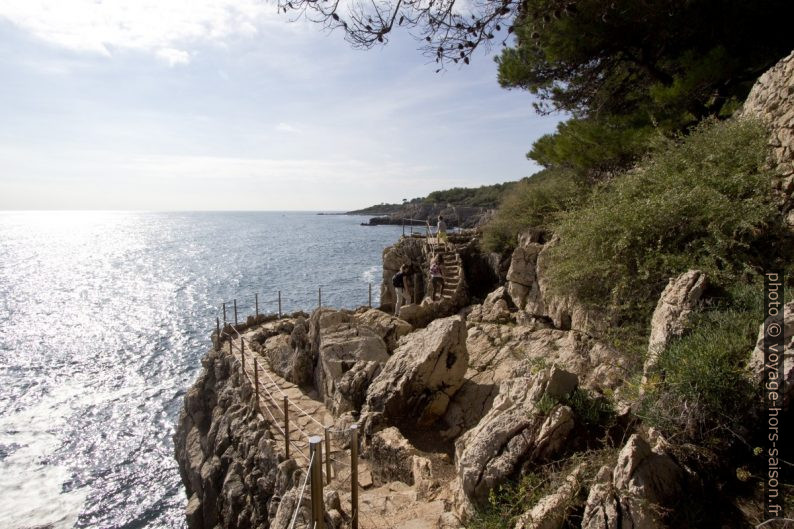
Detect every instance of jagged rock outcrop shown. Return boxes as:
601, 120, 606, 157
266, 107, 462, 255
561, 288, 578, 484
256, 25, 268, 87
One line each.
466, 286, 513, 324
505, 232, 605, 334
642, 270, 707, 382
582, 433, 684, 529
740, 49, 794, 226
444, 318, 628, 440
749, 300, 794, 408
309, 308, 391, 408
353, 308, 413, 353
174, 348, 305, 529
453, 368, 578, 519
514, 464, 584, 529
330, 360, 382, 416
364, 315, 469, 428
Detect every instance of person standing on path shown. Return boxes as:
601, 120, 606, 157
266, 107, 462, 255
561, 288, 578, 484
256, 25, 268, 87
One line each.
393, 264, 409, 315
429, 254, 445, 301
437, 215, 448, 245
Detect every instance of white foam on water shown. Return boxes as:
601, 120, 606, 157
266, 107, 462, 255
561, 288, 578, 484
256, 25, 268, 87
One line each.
361, 265, 379, 284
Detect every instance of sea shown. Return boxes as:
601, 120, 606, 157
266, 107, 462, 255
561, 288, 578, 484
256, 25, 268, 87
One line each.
0, 211, 402, 529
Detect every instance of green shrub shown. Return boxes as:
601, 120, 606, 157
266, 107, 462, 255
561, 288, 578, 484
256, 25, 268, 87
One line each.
640, 282, 762, 448
545, 118, 778, 317
467, 472, 548, 529
482, 168, 586, 253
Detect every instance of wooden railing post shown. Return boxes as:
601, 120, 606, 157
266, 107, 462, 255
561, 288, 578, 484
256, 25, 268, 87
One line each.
233, 299, 238, 326
351, 424, 359, 529
222, 302, 227, 325
325, 427, 332, 484
283, 396, 290, 459
318, 287, 322, 309
368, 283, 372, 308
255, 293, 259, 318
240, 337, 245, 373
278, 291, 282, 318
215, 317, 221, 350
309, 436, 325, 529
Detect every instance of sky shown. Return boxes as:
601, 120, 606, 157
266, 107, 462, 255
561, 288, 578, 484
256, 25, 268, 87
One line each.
0, 0, 563, 211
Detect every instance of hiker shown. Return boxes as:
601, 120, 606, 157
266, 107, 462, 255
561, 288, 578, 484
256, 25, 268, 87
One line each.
429, 254, 444, 301
393, 264, 409, 315
437, 215, 448, 245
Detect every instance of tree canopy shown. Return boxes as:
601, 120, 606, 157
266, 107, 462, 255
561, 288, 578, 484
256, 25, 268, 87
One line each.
496, 0, 794, 174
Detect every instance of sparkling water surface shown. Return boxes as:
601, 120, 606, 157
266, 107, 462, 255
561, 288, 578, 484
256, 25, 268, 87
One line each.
0, 211, 401, 529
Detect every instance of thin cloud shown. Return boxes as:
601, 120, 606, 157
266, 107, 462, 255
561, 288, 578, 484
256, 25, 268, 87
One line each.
0, 0, 279, 58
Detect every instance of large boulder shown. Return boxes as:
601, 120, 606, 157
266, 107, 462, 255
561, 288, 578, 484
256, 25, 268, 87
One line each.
749, 300, 794, 408
353, 308, 413, 353
309, 308, 390, 407
643, 270, 706, 381
365, 316, 469, 427
453, 368, 578, 518
582, 433, 684, 529
506, 242, 543, 311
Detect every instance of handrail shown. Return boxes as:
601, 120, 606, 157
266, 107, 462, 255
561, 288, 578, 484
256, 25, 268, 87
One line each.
287, 451, 314, 529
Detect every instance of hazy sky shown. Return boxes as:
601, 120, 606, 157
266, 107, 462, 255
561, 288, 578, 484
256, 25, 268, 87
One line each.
0, 0, 562, 210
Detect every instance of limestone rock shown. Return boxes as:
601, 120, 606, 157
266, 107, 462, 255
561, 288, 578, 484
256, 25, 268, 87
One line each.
749, 301, 794, 408
467, 286, 513, 324
514, 464, 584, 529
330, 360, 382, 416
741, 50, 794, 224
310, 308, 390, 406
643, 270, 706, 379
506, 242, 543, 310
289, 316, 314, 385
369, 426, 417, 485
174, 348, 287, 529
582, 434, 684, 529
354, 308, 413, 353
365, 316, 469, 426
454, 368, 578, 517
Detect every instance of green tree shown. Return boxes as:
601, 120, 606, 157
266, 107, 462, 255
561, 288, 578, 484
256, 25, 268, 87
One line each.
497, 0, 793, 174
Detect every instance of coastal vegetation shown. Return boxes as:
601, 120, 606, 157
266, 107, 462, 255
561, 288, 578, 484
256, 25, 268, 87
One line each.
347, 181, 518, 215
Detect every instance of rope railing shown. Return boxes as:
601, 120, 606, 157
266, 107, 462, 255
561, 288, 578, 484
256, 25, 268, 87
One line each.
288, 452, 314, 529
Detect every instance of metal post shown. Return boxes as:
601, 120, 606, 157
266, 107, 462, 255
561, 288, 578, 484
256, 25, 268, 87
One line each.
368, 283, 372, 308
283, 396, 290, 459
309, 436, 325, 529
402, 218, 405, 236
254, 359, 259, 403
324, 427, 332, 484
222, 303, 227, 325
351, 425, 359, 529
318, 287, 322, 309
255, 293, 259, 318
240, 337, 245, 373
215, 317, 221, 350
233, 299, 238, 326
278, 291, 282, 318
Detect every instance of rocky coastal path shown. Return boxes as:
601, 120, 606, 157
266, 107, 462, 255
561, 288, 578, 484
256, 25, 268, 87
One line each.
224, 326, 455, 529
